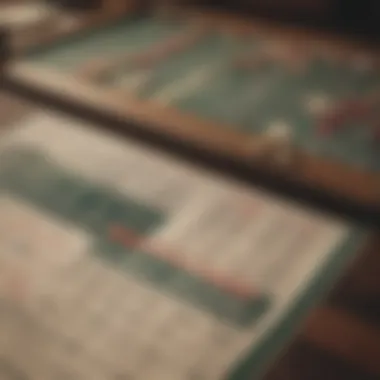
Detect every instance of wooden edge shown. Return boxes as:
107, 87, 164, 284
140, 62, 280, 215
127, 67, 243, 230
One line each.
296, 154, 380, 206
4, 3, 380, 57
6, 63, 380, 206
0, 93, 32, 130
173, 7, 380, 57
6, 65, 259, 156
302, 307, 380, 375
332, 236, 380, 297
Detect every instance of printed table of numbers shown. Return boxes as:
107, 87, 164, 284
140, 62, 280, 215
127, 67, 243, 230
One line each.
0, 111, 365, 380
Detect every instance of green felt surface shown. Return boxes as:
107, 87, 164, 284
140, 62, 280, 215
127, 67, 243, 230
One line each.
0, 147, 270, 326
22, 15, 380, 172
26, 16, 186, 71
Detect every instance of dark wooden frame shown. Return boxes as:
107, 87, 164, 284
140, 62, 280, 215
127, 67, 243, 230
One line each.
2, 5, 380, 221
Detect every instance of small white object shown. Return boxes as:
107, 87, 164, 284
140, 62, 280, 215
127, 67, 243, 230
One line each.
118, 70, 151, 93
266, 121, 292, 142
264, 121, 294, 165
306, 94, 331, 115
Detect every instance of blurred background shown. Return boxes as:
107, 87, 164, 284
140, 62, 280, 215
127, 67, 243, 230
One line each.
0, 1, 379, 380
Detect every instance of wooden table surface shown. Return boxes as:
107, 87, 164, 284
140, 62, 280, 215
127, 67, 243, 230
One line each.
266, 234, 380, 380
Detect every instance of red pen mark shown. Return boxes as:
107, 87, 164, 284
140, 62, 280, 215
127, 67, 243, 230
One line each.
108, 224, 259, 300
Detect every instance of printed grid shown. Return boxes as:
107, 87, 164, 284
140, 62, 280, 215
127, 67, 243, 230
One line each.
0, 112, 357, 380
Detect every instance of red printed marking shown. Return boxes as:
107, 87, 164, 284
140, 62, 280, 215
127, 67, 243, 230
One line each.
345, 101, 373, 120
108, 224, 259, 300
318, 97, 378, 136
318, 112, 347, 136
108, 225, 142, 247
